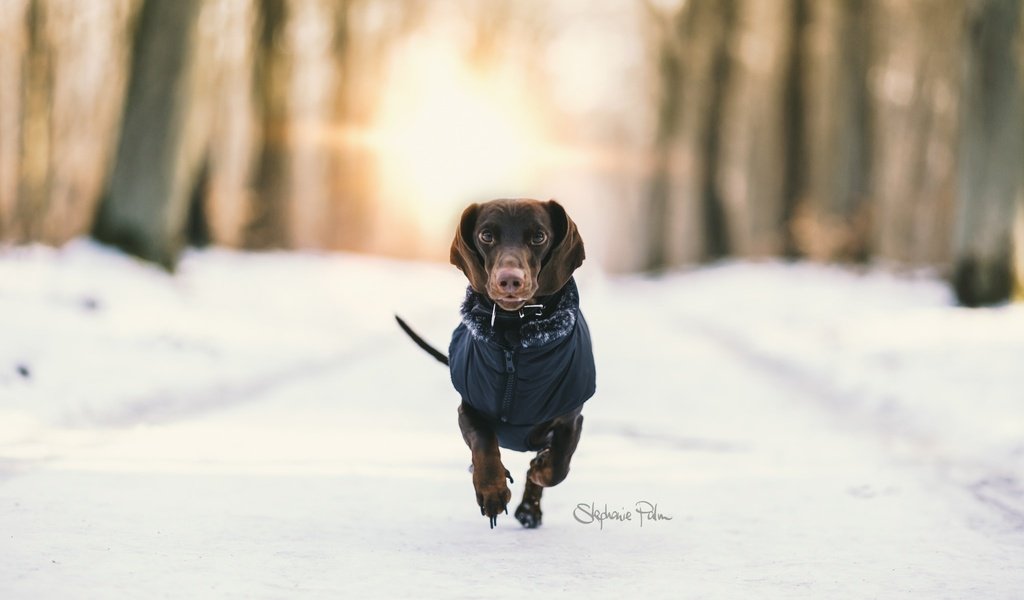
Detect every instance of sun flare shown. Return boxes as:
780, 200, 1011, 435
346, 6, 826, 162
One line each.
370, 40, 547, 238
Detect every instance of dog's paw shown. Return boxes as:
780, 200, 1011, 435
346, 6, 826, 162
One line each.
514, 500, 542, 529
473, 466, 512, 529
528, 448, 554, 486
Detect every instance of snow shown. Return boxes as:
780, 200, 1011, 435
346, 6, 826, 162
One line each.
2, 241, 1023, 598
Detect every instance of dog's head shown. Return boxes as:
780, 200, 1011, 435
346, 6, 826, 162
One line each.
450, 199, 585, 311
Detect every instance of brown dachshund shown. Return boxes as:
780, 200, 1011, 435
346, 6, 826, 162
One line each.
398, 199, 596, 529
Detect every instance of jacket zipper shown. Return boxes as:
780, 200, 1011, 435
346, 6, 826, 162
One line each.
500, 349, 516, 422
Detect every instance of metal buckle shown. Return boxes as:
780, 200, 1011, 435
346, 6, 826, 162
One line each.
519, 304, 544, 319
491, 303, 544, 327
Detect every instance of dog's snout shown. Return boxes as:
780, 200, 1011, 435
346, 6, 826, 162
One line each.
496, 268, 525, 294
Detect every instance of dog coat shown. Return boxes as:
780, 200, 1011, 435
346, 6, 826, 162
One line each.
448, 278, 596, 451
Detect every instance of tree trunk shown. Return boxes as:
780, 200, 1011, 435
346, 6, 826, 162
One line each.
716, 0, 794, 259
779, 0, 808, 259
951, 0, 1022, 306
330, 0, 376, 252
869, 0, 962, 268
93, 0, 205, 269
245, 0, 290, 248
696, 0, 734, 261
0, 0, 28, 240
1, 0, 136, 245
643, 2, 686, 272
201, 0, 260, 248
1017, 0, 1024, 301
791, 0, 872, 262
15, 0, 52, 243
285, 0, 336, 249
648, 0, 735, 267
42, 0, 137, 244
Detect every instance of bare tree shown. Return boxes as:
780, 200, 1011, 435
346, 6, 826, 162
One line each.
716, 0, 796, 258
93, 0, 205, 268
643, 1, 685, 272
869, 0, 962, 268
245, 0, 290, 248
644, 0, 735, 270
201, 0, 260, 248
14, 0, 51, 243
0, 0, 28, 240
951, 0, 1022, 306
791, 0, 871, 262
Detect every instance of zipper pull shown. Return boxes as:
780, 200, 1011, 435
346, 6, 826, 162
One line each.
504, 350, 515, 373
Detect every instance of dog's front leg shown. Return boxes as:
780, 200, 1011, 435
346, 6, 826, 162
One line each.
458, 402, 512, 528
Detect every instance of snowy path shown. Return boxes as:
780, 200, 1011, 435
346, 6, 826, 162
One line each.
2, 244, 1023, 598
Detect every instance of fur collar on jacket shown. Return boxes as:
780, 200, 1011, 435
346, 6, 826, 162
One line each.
458, 278, 580, 350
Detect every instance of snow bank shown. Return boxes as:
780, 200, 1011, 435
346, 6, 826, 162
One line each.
0, 240, 460, 430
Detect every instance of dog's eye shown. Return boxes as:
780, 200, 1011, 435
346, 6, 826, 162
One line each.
531, 231, 547, 245
478, 230, 494, 244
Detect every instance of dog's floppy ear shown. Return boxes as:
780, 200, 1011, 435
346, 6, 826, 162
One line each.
536, 200, 585, 297
450, 203, 488, 293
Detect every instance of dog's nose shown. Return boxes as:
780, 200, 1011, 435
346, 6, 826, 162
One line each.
496, 268, 525, 294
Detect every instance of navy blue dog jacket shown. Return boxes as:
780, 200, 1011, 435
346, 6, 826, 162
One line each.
448, 278, 596, 451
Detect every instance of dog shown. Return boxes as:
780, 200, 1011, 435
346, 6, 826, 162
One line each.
396, 199, 595, 529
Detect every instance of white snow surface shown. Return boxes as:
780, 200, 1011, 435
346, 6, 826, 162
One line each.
1, 240, 1023, 598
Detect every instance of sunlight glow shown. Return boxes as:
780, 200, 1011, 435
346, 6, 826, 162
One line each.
370, 38, 547, 235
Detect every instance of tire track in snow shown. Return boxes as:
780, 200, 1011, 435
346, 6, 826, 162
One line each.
668, 314, 1024, 530
0, 334, 408, 481
62, 334, 405, 429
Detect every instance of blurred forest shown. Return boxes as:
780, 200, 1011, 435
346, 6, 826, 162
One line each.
0, 0, 1021, 305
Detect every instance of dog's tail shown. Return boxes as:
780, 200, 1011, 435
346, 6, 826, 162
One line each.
394, 315, 449, 366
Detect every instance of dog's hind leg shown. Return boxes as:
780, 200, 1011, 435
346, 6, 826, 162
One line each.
514, 479, 544, 528
515, 409, 584, 528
